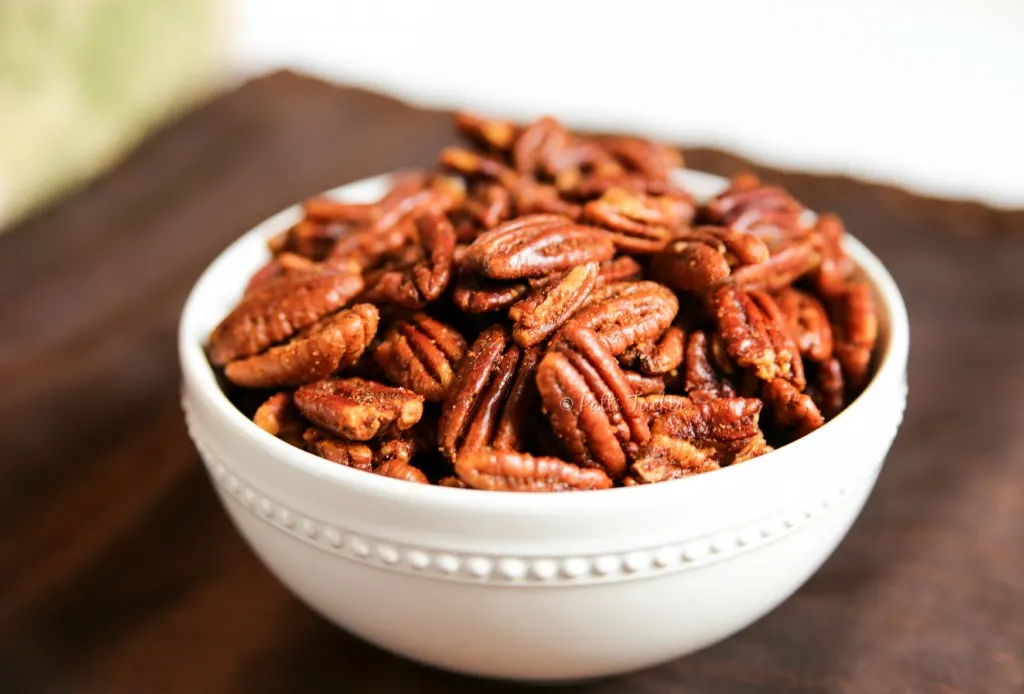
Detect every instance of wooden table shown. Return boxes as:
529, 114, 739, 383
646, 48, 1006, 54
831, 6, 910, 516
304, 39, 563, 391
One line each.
2, 71, 1022, 694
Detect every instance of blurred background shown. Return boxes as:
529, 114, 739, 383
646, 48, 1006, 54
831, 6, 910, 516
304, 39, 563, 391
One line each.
2, 0, 1022, 231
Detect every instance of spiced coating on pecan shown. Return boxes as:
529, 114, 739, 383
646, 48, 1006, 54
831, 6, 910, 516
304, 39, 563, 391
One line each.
294, 378, 424, 441
536, 326, 650, 479
213, 112, 880, 489
831, 282, 879, 389
253, 392, 307, 448
303, 428, 374, 471
224, 304, 379, 388
509, 261, 599, 347
208, 268, 364, 366
374, 313, 467, 401
462, 214, 615, 280
561, 281, 678, 356
455, 450, 613, 492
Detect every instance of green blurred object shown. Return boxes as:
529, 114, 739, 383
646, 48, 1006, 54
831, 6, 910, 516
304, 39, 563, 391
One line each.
0, 0, 229, 228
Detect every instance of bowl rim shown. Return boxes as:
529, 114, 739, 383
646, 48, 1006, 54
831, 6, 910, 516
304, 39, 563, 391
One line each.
179, 169, 909, 512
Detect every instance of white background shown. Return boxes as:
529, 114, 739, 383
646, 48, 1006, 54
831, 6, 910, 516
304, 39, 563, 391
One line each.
230, 0, 1024, 207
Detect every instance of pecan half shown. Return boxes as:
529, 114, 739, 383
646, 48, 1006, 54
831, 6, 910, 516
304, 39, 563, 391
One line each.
596, 256, 643, 286
712, 284, 797, 383
812, 213, 853, 297
811, 356, 845, 418
620, 325, 685, 376
244, 253, 316, 296
360, 212, 456, 308
303, 428, 374, 471
508, 261, 599, 347
593, 135, 683, 181
748, 290, 805, 390
376, 457, 429, 484
831, 282, 878, 389
451, 274, 529, 313
462, 214, 615, 280
583, 187, 693, 253
623, 371, 666, 395
455, 450, 613, 492
224, 304, 379, 388
208, 268, 364, 366
729, 237, 821, 292
253, 392, 307, 447
763, 378, 824, 438
294, 378, 424, 441
438, 327, 537, 459
454, 112, 519, 153
374, 313, 467, 401
463, 182, 512, 230
536, 325, 650, 478
646, 395, 764, 443
649, 226, 769, 293
628, 435, 719, 483
777, 288, 833, 362
564, 281, 678, 356
704, 172, 805, 239
683, 330, 736, 397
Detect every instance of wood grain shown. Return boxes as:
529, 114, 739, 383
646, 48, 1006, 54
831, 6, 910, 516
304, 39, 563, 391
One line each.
1, 71, 1022, 694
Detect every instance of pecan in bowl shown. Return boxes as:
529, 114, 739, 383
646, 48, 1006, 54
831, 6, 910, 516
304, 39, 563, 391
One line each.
179, 114, 908, 681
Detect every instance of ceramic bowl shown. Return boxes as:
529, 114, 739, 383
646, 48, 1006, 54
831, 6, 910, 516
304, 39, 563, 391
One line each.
179, 170, 909, 681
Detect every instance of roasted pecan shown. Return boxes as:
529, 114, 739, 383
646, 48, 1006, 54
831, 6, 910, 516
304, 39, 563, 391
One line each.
831, 282, 878, 389
748, 290, 805, 390
438, 475, 470, 489
208, 267, 364, 366
704, 172, 805, 239
729, 237, 821, 292
763, 378, 824, 438
491, 346, 543, 451
513, 116, 619, 183
244, 253, 316, 296
376, 457, 429, 484
628, 435, 719, 483
303, 427, 374, 471
451, 274, 529, 313
461, 214, 615, 280
583, 187, 693, 253
623, 371, 666, 395
593, 135, 683, 181
374, 313, 467, 402
440, 147, 518, 186
509, 178, 583, 219
811, 213, 853, 297
224, 304, 379, 388
777, 288, 833, 362
563, 281, 678, 356
463, 182, 512, 230
360, 213, 456, 307
712, 284, 796, 383
649, 226, 769, 293
508, 261, 599, 347
455, 449, 613, 492
536, 325, 650, 478
811, 356, 845, 418
301, 197, 377, 224
454, 112, 519, 153
596, 256, 643, 286
253, 392, 307, 447
621, 325, 685, 376
294, 378, 424, 441
683, 330, 736, 397
438, 327, 537, 459
645, 395, 763, 443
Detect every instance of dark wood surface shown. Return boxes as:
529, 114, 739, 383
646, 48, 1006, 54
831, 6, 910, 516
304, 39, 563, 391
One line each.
1, 71, 1022, 694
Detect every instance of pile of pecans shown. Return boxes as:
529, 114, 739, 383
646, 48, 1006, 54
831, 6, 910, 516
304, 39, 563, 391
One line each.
207, 113, 879, 491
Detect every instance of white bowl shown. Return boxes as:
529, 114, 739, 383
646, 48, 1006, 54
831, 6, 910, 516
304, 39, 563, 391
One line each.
179, 170, 909, 681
